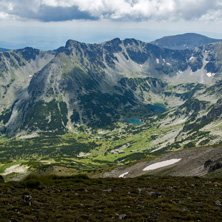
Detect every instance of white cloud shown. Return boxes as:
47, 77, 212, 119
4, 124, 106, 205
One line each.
0, 0, 222, 22
0, 11, 9, 19
200, 9, 222, 22
40, 0, 222, 20
42, 0, 73, 7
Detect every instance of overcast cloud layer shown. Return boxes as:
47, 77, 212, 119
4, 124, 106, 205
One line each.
0, 0, 222, 22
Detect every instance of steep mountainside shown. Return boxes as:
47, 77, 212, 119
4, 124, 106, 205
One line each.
0, 48, 56, 135
0, 48, 55, 108
151, 33, 222, 50
105, 144, 222, 178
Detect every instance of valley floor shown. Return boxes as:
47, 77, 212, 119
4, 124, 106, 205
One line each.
0, 175, 222, 221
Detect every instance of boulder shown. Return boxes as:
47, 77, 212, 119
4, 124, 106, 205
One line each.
208, 162, 222, 172
204, 159, 213, 168
0, 175, 4, 183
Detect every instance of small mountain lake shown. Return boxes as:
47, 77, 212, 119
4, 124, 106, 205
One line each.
124, 118, 143, 125
123, 104, 166, 125
146, 103, 167, 112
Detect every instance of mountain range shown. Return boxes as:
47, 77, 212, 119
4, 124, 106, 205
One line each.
151, 33, 222, 50
0, 48, 9, 52
0, 33, 222, 180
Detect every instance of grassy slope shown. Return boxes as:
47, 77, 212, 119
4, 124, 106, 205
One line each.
0, 118, 183, 178
0, 175, 222, 221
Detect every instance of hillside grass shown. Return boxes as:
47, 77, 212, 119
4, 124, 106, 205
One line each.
0, 175, 222, 221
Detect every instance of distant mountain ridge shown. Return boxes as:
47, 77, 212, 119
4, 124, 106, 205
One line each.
0, 48, 9, 52
150, 33, 222, 50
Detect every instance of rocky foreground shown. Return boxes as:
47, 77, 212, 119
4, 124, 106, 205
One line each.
0, 175, 222, 221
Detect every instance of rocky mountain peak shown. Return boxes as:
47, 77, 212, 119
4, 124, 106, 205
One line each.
65, 39, 86, 49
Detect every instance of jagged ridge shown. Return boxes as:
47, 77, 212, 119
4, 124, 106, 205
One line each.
0, 34, 221, 142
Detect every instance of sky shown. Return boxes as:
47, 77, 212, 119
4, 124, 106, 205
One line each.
1, 0, 222, 50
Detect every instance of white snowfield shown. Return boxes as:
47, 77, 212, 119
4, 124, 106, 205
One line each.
119, 172, 129, 178
143, 159, 181, 171
207, 72, 215, 77
3, 164, 29, 175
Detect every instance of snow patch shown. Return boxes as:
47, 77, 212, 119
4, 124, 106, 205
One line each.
119, 172, 129, 178
143, 159, 181, 171
77, 152, 91, 157
207, 72, 215, 77
41, 160, 52, 165
166, 62, 171, 66
189, 56, 195, 61
3, 164, 29, 175
46, 113, 52, 123
156, 58, 160, 64
98, 130, 108, 134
